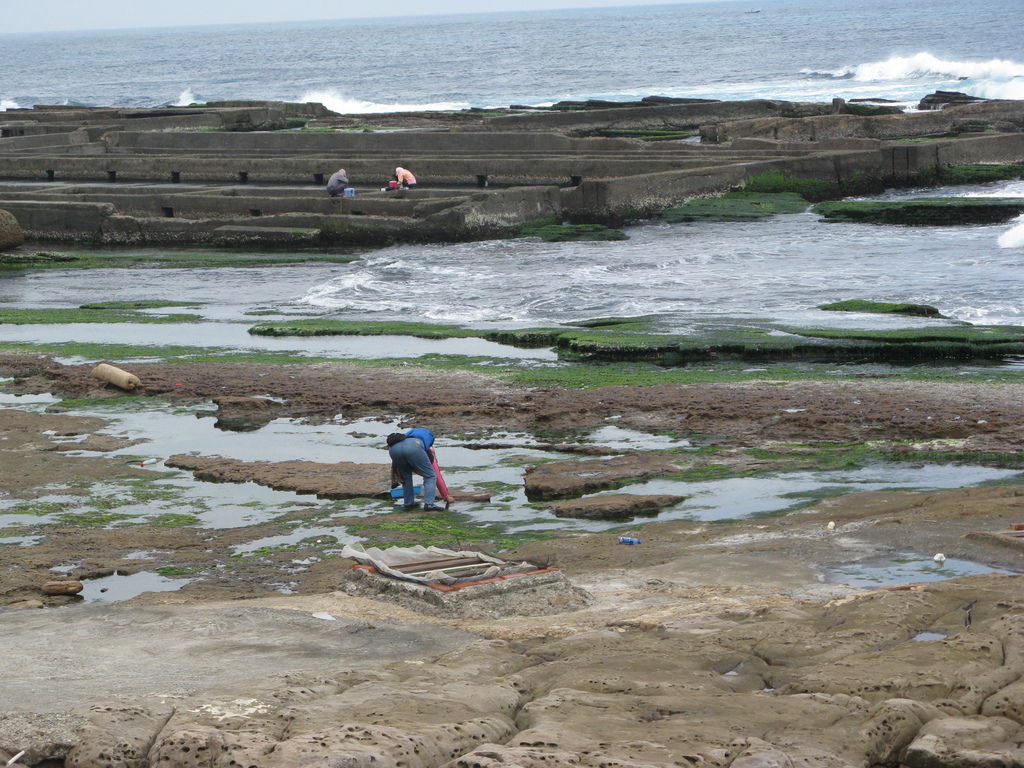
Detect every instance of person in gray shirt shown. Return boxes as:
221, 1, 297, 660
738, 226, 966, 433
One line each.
326, 168, 349, 197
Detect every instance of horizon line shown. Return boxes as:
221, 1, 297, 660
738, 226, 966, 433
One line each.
0, 0, 748, 37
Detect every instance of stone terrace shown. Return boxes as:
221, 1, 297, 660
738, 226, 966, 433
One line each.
1, 100, 1023, 247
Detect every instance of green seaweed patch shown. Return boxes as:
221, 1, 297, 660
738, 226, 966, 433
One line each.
482, 328, 564, 347
555, 329, 681, 359
0, 251, 81, 268
0, 249, 359, 272
56, 511, 137, 528
155, 565, 202, 577
792, 324, 1024, 345
148, 513, 201, 527
0, 340, 364, 366
50, 396, 164, 410
518, 220, 627, 242
916, 164, 1024, 185
747, 444, 1024, 474
249, 318, 477, 339
80, 300, 204, 310
0, 308, 201, 325
231, 543, 302, 558
665, 463, 756, 483
470, 481, 522, 493
743, 170, 832, 199
813, 198, 1024, 225
567, 315, 665, 332
662, 191, 810, 222
5, 501, 67, 516
819, 300, 945, 318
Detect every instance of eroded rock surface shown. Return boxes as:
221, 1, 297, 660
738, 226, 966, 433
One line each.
524, 453, 687, 499
21, 577, 1022, 768
549, 493, 685, 519
166, 455, 391, 499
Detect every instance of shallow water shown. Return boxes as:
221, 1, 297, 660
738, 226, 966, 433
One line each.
821, 553, 1020, 586
3, 181, 1022, 347
584, 463, 1020, 523
0, 323, 556, 363
77, 570, 194, 603
6, 398, 1020, 535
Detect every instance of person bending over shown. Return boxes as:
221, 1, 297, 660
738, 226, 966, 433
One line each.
387, 427, 445, 511
394, 166, 417, 188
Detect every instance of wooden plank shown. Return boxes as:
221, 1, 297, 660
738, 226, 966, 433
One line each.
391, 556, 489, 573
407, 563, 497, 577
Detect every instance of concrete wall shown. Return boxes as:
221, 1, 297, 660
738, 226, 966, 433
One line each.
1, 200, 114, 240
0, 154, 714, 186
484, 100, 831, 133
106, 131, 640, 153
423, 186, 561, 238
563, 164, 750, 219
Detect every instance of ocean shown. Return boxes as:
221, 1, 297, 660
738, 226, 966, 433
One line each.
1, 0, 1023, 333
2, 0, 1023, 112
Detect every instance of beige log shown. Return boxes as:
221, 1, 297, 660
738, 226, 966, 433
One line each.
90, 362, 141, 390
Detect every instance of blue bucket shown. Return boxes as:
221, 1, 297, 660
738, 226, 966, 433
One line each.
390, 485, 423, 499
343, 187, 356, 198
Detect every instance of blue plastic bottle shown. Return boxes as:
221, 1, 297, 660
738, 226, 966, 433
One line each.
617, 536, 642, 545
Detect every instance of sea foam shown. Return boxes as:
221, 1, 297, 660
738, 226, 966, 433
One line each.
998, 217, 1024, 249
806, 52, 1024, 82
173, 88, 197, 107
297, 88, 470, 114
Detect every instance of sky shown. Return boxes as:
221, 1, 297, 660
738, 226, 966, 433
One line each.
2, 0, 728, 34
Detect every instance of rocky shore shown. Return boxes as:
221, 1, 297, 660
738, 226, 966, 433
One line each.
1, 352, 1023, 767
1, 93, 1024, 767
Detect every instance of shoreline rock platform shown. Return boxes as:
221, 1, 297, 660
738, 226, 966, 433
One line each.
2, 92, 1024, 766
1, 96, 1023, 247
1, 353, 1023, 766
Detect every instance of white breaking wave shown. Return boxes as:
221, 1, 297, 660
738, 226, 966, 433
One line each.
0, 99, 19, 111
173, 88, 197, 106
807, 52, 1024, 82
297, 88, 470, 114
967, 78, 1024, 100
998, 216, 1024, 249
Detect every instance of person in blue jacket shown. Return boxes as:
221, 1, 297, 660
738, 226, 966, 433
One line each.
386, 427, 443, 511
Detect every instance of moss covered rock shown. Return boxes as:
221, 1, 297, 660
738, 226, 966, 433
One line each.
819, 300, 945, 318
662, 191, 810, 222
813, 198, 1024, 225
518, 220, 627, 241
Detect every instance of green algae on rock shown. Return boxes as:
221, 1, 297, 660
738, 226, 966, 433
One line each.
917, 163, 1024, 185
818, 300, 946, 318
662, 191, 810, 222
79, 300, 204, 310
245, 317, 1024, 365
0, 307, 202, 325
517, 219, 627, 241
812, 198, 1024, 225
0, 249, 359, 272
743, 170, 832, 198
248, 319, 478, 339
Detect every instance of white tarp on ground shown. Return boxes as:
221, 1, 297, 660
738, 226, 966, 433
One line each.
341, 543, 515, 585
